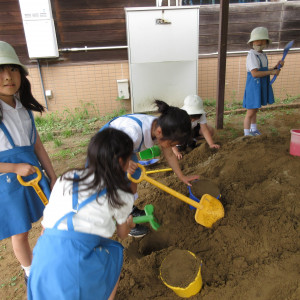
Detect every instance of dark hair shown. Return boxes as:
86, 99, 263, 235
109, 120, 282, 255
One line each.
63, 128, 133, 208
154, 99, 191, 145
0, 64, 44, 116
190, 114, 202, 119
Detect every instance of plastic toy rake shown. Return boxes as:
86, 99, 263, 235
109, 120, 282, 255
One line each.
17, 166, 48, 206
133, 204, 160, 231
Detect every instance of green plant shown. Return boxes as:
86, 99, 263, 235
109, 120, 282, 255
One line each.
40, 132, 54, 143
62, 130, 73, 138
203, 98, 216, 107
79, 139, 90, 147
269, 127, 278, 136
279, 90, 300, 104
53, 139, 62, 148
51, 149, 71, 159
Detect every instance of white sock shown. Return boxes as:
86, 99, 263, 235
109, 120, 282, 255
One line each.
244, 129, 250, 136
22, 265, 31, 277
250, 124, 257, 131
134, 193, 138, 201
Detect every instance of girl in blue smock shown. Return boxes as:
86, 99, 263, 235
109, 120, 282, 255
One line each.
100, 100, 199, 237
0, 41, 57, 283
28, 128, 136, 300
243, 27, 284, 136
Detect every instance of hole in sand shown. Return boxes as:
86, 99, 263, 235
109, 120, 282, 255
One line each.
138, 231, 170, 256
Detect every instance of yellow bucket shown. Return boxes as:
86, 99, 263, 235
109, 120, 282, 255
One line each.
160, 251, 202, 298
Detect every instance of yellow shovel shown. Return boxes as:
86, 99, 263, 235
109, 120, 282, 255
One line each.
128, 164, 224, 228
17, 166, 48, 206
146, 168, 173, 175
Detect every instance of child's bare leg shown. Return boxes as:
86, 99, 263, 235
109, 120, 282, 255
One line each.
108, 277, 120, 300
11, 231, 32, 267
250, 111, 257, 125
244, 109, 257, 130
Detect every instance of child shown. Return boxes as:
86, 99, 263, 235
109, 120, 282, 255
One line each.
100, 100, 199, 237
0, 41, 56, 283
243, 27, 283, 136
172, 95, 220, 160
28, 128, 136, 300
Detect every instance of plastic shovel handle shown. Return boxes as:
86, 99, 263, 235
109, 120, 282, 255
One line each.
146, 168, 173, 175
128, 164, 203, 210
133, 215, 152, 224
17, 166, 49, 206
270, 40, 294, 85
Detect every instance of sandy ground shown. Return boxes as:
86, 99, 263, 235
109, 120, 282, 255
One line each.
0, 107, 300, 300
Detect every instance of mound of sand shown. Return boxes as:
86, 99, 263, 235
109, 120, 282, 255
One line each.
117, 134, 300, 300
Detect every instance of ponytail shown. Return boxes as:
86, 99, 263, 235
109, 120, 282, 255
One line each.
154, 99, 191, 145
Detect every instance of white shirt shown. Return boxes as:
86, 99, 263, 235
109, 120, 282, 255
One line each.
246, 49, 268, 72
192, 113, 207, 128
109, 114, 157, 152
42, 170, 134, 238
0, 98, 33, 151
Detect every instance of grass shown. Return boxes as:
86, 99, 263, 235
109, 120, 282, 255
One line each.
36, 102, 128, 151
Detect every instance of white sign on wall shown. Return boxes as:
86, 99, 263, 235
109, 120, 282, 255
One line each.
19, 0, 59, 59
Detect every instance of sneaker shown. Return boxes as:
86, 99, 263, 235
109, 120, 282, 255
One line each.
250, 129, 261, 136
130, 206, 145, 217
128, 224, 149, 238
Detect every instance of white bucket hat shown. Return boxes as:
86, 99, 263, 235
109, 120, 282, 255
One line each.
248, 27, 271, 44
0, 41, 28, 75
181, 95, 206, 115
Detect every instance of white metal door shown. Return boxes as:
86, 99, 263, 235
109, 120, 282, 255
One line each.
126, 7, 199, 113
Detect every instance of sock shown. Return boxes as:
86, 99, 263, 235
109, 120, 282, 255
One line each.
250, 124, 257, 131
244, 129, 250, 136
134, 193, 138, 201
22, 265, 31, 277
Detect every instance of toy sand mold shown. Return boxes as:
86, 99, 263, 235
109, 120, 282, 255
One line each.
128, 164, 224, 228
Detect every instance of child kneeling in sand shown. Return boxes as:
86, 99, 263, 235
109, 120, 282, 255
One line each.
172, 95, 220, 159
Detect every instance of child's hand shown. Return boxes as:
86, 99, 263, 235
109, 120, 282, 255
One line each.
275, 60, 284, 69
271, 69, 281, 76
176, 152, 183, 160
15, 163, 36, 176
179, 174, 200, 186
209, 144, 220, 149
172, 146, 183, 160
127, 160, 138, 175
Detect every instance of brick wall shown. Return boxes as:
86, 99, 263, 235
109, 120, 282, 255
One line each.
28, 52, 300, 116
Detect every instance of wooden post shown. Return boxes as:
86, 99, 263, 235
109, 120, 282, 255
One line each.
216, 0, 229, 129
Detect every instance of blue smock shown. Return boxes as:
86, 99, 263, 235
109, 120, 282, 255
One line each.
243, 54, 275, 109
101, 114, 144, 179
0, 110, 50, 240
28, 174, 124, 300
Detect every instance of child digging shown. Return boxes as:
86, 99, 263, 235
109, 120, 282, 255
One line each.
100, 100, 199, 237
28, 128, 137, 300
172, 95, 220, 160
